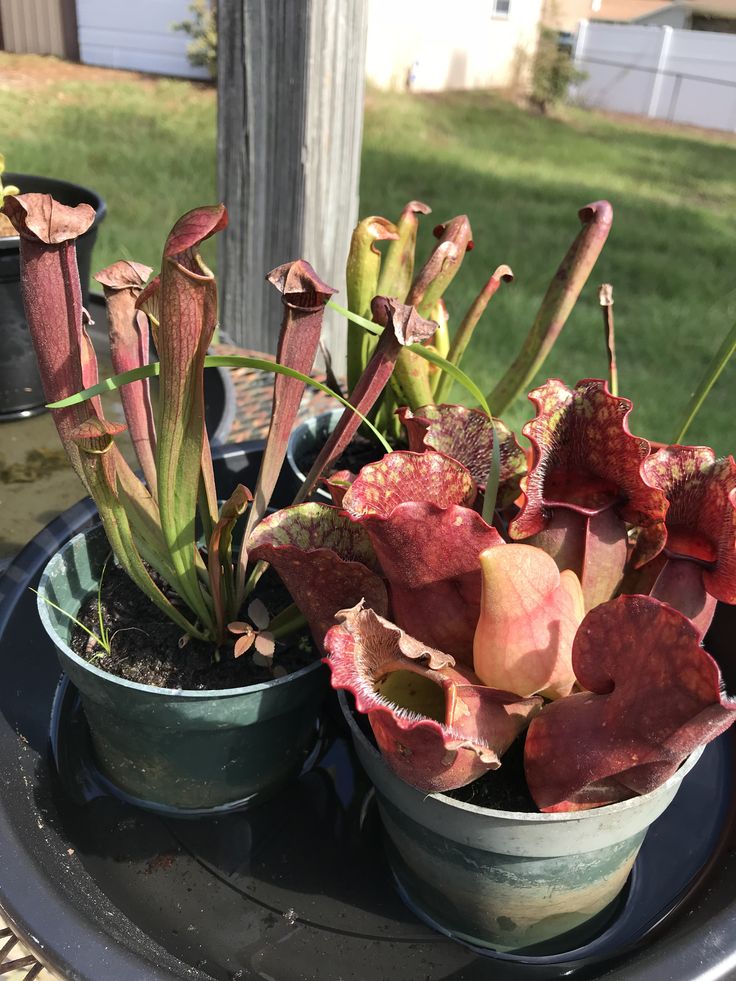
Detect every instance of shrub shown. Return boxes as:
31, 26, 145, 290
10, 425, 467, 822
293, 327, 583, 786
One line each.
173, 0, 217, 80
530, 26, 585, 114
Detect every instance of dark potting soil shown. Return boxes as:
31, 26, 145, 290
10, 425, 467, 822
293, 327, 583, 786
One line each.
351, 695, 539, 813
447, 734, 538, 813
301, 431, 405, 481
70, 563, 317, 690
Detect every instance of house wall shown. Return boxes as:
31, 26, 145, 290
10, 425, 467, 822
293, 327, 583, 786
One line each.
548, 1, 598, 32
65, 0, 544, 90
0, 0, 77, 58
634, 5, 691, 26
573, 19, 736, 130
75, 0, 209, 78
365, 0, 544, 92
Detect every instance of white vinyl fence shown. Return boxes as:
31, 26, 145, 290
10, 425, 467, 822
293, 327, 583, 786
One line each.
573, 20, 736, 132
76, 0, 209, 79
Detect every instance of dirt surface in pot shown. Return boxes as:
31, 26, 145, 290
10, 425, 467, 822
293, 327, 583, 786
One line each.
301, 431, 405, 481
446, 736, 538, 813
352, 700, 539, 812
70, 564, 317, 690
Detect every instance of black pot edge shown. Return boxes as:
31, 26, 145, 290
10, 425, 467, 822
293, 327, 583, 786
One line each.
0, 496, 206, 981
4, 440, 736, 981
0, 403, 47, 423
206, 362, 237, 447
285, 408, 342, 502
0, 442, 274, 981
0, 173, 107, 249
0, 870, 203, 981
0, 174, 107, 418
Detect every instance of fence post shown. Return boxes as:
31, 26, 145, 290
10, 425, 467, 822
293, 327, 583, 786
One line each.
217, 0, 367, 364
573, 18, 589, 72
648, 25, 674, 119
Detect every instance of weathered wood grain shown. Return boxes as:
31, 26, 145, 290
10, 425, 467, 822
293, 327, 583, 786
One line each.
217, 0, 367, 368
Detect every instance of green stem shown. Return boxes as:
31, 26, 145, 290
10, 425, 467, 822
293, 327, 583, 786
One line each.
407, 215, 472, 316
392, 347, 436, 410
336, 301, 504, 515
599, 284, 618, 397
346, 216, 398, 392
486, 201, 612, 416
435, 266, 513, 404
242, 558, 268, 601
672, 319, 736, 444
32, 588, 111, 654
269, 603, 308, 640
377, 200, 431, 301
482, 425, 502, 527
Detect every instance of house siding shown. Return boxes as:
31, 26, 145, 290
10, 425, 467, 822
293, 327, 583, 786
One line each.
633, 6, 691, 27
76, 0, 209, 78
365, 0, 544, 91
574, 19, 736, 130
0, 0, 76, 58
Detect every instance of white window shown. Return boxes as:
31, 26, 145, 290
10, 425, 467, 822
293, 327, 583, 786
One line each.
492, 0, 511, 16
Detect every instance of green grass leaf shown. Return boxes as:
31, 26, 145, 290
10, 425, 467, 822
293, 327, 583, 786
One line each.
47, 357, 392, 453
31, 586, 111, 655
672, 319, 736, 444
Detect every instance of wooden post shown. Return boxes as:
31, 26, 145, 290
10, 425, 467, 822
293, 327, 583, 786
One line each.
217, 0, 368, 368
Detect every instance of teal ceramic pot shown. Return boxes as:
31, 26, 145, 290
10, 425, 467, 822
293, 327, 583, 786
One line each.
340, 692, 702, 952
37, 525, 326, 811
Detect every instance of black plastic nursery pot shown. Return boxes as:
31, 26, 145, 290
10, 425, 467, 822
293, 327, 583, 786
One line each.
203, 352, 237, 447
0, 174, 106, 420
287, 408, 392, 501
2, 445, 736, 979
287, 408, 344, 500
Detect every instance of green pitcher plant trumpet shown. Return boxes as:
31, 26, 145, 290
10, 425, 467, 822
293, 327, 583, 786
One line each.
5, 192, 477, 650
9, 189, 736, 816
344, 198, 614, 440
4, 193, 388, 647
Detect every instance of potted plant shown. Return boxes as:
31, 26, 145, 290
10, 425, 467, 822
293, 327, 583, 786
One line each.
0, 155, 106, 419
287, 197, 611, 497
244, 209, 736, 951
4, 191, 367, 812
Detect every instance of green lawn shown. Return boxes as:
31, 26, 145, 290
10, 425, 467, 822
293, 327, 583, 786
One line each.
0, 57, 218, 269
361, 91, 736, 453
3, 55, 735, 452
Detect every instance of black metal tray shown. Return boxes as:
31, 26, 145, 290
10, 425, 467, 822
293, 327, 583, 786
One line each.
2, 449, 736, 980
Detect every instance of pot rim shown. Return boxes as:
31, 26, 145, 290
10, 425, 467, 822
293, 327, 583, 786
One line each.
338, 689, 704, 824
1, 172, 107, 247
38, 527, 323, 700
286, 407, 344, 483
